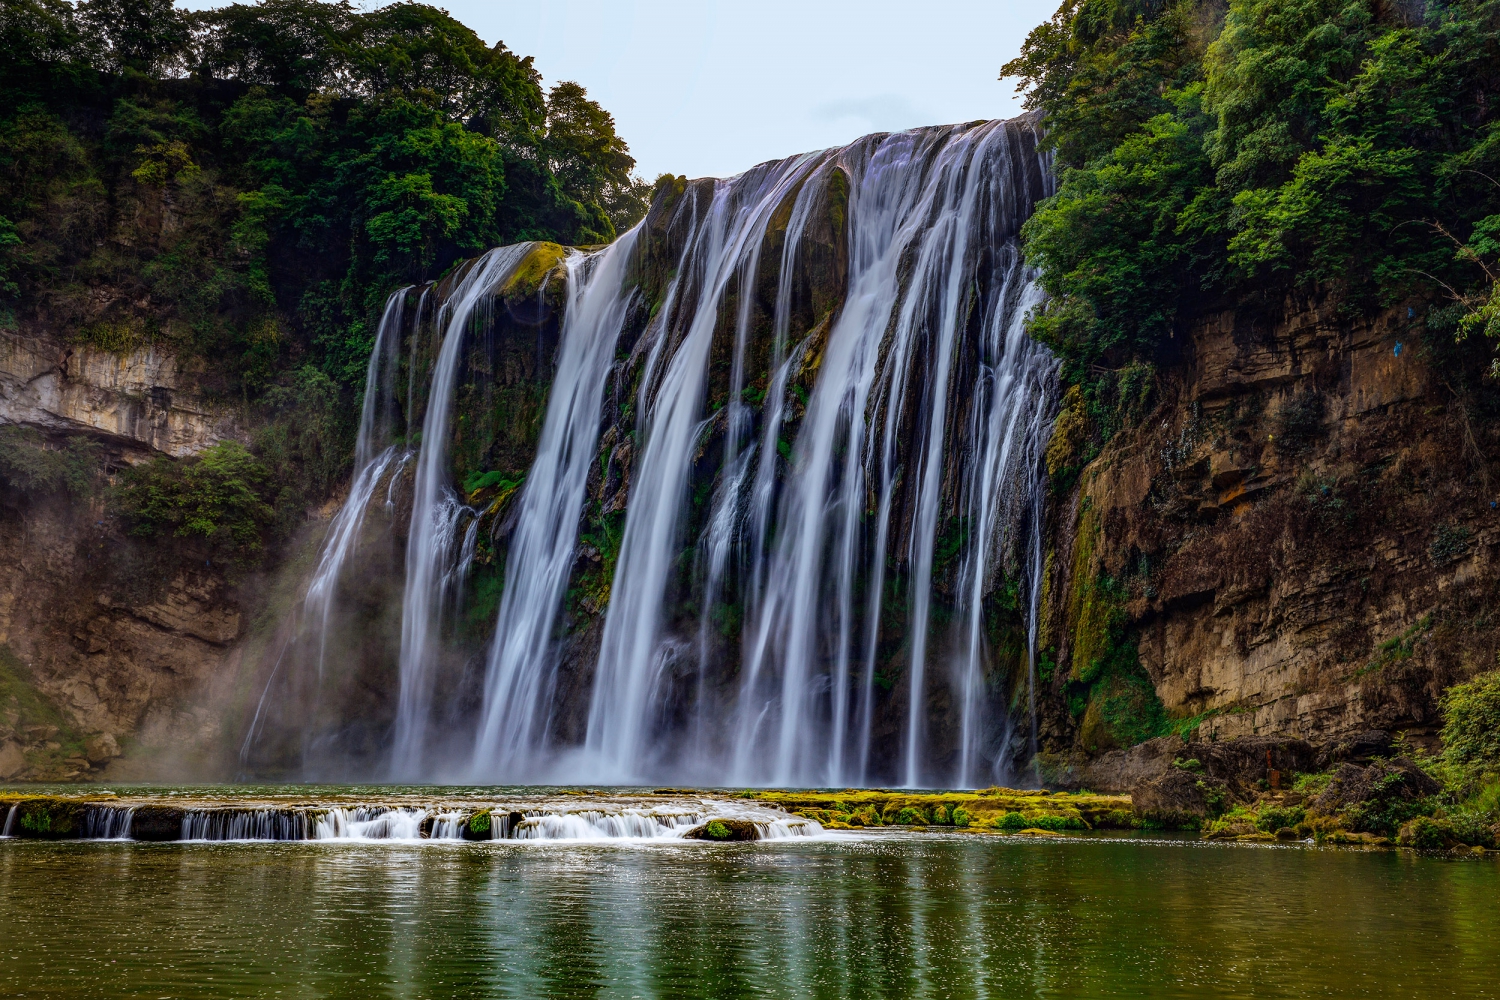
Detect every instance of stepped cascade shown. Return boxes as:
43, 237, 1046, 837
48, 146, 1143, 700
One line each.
242, 118, 1056, 787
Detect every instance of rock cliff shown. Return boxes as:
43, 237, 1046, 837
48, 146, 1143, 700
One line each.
1040, 294, 1499, 760
0, 326, 252, 781
1, 330, 243, 458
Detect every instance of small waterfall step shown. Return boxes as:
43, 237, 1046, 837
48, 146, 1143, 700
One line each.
0, 792, 823, 843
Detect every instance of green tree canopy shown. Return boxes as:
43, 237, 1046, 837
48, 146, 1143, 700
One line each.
0, 0, 650, 397
1007, 0, 1500, 412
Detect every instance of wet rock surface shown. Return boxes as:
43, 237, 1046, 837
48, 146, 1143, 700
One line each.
128, 806, 186, 841
684, 819, 760, 841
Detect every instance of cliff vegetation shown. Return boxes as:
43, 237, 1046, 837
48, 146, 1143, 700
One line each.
1, 0, 648, 552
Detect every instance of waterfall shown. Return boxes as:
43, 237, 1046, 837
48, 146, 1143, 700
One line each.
471, 231, 641, 777
82, 806, 136, 839
238, 288, 408, 772
21, 798, 819, 842
392, 244, 533, 777
181, 809, 316, 841
455, 120, 1055, 786
952, 278, 1054, 788
305, 290, 408, 664
254, 118, 1055, 787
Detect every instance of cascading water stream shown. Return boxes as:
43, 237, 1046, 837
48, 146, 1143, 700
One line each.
471, 231, 641, 778
586, 156, 832, 779
305, 289, 408, 655
238, 288, 409, 772
392, 244, 533, 778
37, 800, 819, 842
952, 277, 1053, 788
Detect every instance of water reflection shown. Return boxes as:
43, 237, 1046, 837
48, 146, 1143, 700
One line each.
2, 835, 1497, 999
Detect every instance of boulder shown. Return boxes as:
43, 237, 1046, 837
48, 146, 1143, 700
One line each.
129, 806, 185, 841
462, 809, 492, 841
1131, 770, 1228, 828
683, 818, 759, 841
1312, 758, 1440, 814
1075, 736, 1186, 793
1054, 734, 1317, 796
1316, 731, 1394, 769
1397, 816, 1462, 850
0, 741, 24, 780
1189, 735, 1318, 794
83, 733, 121, 765
12, 798, 84, 838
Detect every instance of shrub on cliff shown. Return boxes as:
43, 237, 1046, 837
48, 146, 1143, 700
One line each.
112, 440, 277, 560
0, 426, 100, 499
1442, 669, 1500, 788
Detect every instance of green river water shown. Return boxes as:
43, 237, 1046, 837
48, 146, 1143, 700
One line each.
2, 822, 1497, 999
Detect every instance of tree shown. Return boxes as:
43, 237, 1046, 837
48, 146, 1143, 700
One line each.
191, 0, 353, 96
77, 0, 189, 77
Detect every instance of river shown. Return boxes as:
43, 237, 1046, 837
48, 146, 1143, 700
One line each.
3, 811, 1496, 998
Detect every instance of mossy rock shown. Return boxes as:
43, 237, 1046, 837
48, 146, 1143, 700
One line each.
463, 809, 492, 841
12, 798, 85, 839
1319, 830, 1391, 846
684, 818, 759, 842
498, 242, 569, 305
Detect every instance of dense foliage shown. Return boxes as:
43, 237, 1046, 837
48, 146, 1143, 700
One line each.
0, 424, 100, 497
1007, 0, 1500, 416
1441, 668, 1500, 789
0, 0, 646, 393
0, 0, 648, 555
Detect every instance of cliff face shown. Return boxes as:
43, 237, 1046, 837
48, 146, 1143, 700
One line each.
0, 326, 252, 781
1041, 295, 1500, 758
0, 331, 243, 458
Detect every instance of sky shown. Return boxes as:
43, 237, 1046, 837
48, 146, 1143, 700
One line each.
178, 1, 1060, 181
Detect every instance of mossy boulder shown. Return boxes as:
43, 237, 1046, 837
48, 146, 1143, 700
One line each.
463, 809, 492, 841
1398, 816, 1462, 850
684, 818, 759, 841
1132, 770, 1226, 829
495, 241, 569, 321
1308, 759, 1441, 836
11, 797, 85, 839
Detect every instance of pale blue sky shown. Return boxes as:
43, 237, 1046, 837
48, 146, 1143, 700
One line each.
178, 1, 1059, 180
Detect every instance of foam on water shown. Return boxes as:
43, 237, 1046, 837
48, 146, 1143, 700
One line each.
31, 794, 822, 844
